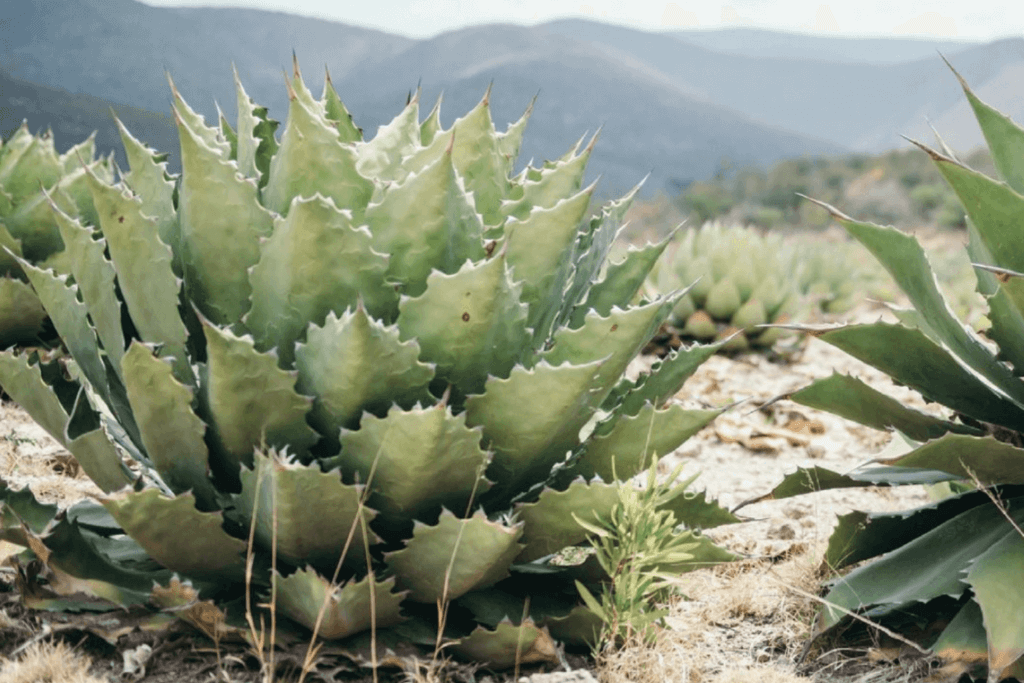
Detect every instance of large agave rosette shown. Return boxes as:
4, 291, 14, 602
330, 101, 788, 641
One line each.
0, 61, 738, 666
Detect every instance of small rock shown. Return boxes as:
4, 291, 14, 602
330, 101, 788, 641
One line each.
768, 523, 796, 540
783, 505, 806, 520
806, 444, 826, 458
121, 643, 152, 680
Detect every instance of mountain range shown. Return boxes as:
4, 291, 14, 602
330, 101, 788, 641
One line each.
2, 0, 1021, 196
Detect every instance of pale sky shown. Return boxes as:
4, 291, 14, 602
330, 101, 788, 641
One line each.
139, 0, 1021, 41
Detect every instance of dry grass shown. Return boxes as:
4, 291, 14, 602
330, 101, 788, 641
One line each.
592, 547, 822, 683
0, 640, 107, 683
591, 540, 940, 683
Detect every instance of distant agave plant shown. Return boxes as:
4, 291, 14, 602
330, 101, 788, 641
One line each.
788, 238, 897, 315
648, 221, 803, 351
0, 61, 739, 667
0, 126, 113, 347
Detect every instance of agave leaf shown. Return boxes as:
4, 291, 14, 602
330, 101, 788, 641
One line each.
275, 569, 405, 640
981, 266, 1024, 376
235, 450, 375, 572
804, 322, 1024, 432
115, 118, 178, 258
16, 257, 114, 399
543, 298, 673, 403
406, 92, 507, 225
930, 600, 994, 676
31, 513, 177, 607
0, 199, 13, 228
963, 530, 1024, 679
200, 320, 319, 472
287, 60, 324, 112
364, 146, 486, 298
611, 339, 723, 415
246, 194, 393, 366
817, 497, 1024, 632
879, 433, 1024, 486
232, 66, 262, 180
742, 461, 947, 507
553, 183, 642, 339
502, 133, 595, 220
237, 68, 281, 188
263, 81, 373, 218
218, 106, 239, 163
571, 234, 673, 326
0, 477, 59, 541
84, 169, 191, 380
658, 487, 740, 529
514, 479, 620, 562
167, 75, 230, 159
0, 124, 33, 175
295, 306, 433, 443
0, 278, 47, 347
0, 133, 62, 207
385, 509, 523, 603
337, 404, 491, 524
0, 224, 22, 273
947, 61, 1024, 195
397, 251, 529, 400
121, 341, 216, 511
176, 108, 275, 327
321, 70, 362, 144
4, 161, 108, 262
496, 97, 534, 172
58, 131, 96, 173
65, 411, 134, 496
0, 335, 138, 491
968, 218, 1000, 298
835, 214, 1024, 410
915, 145, 1024, 277
356, 98, 421, 180
50, 205, 125, 375
932, 600, 1024, 679
823, 487, 1016, 570
101, 489, 246, 581
790, 372, 984, 442
573, 403, 720, 482
465, 359, 605, 498
450, 619, 559, 669
503, 186, 592, 320
419, 94, 443, 147
542, 604, 603, 647
0, 352, 131, 493
456, 584, 586, 630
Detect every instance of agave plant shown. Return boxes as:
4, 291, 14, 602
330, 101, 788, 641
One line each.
788, 237, 897, 315
746, 64, 1024, 681
0, 62, 740, 667
648, 221, 803, 351
0, 125, 113, 348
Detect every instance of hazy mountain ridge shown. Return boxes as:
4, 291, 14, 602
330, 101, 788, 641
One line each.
540, 19, 1024, 153
332, 24, 845, 194
0, 68, 178, 173
667, 27, 977, 63
3, 1, 1021, 194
